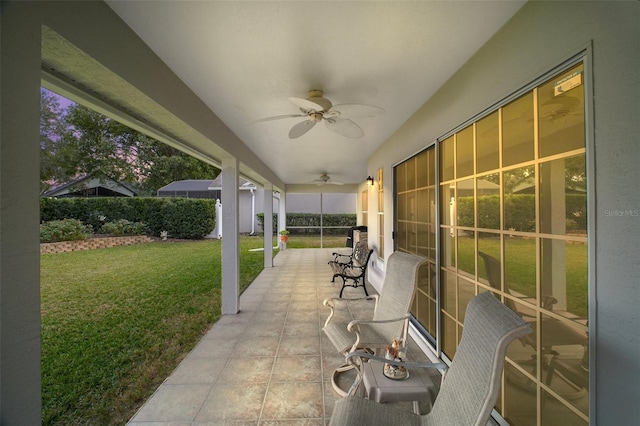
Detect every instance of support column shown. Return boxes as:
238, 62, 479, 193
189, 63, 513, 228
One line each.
278, 191, 287, 250
0, 2, 43, 421
263, 183, 274, 267
221, 157, 240, 314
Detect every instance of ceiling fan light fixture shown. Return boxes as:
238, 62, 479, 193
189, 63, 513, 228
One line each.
253, 89, 383, 139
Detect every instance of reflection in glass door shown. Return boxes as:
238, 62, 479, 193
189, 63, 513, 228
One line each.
395, 62, 589, 425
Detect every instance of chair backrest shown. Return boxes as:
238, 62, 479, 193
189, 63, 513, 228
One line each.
478, 251, 518, 313
352, 240, 370, 267
422, 291, 531, 426
371, 251, 426, 337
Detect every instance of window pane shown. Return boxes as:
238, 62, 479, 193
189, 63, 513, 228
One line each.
538, 64, 585, 158
457, 179, 475, 227
440, 184, 455, 226
441, 228, 455, 269
541, 390, 589, 426
378, 214, 384, 258
503, 93, 534, 166
396, 163, 406, 193
456, 125, 474, 178
502, 364, 537, 426
457, 229, 475, 279
541, 313, 589, 418
417, 189, 429, 223
417, 224, 430, 257
477, 111, 499, 173
441, 270, 456, 316
540, 238, 588, 318
504, 166, 535, 232
458, 278, 475, 323
406, 156, 416, 190
397, 221, 407, 251
540, 155, 587, 235
440, 136, 455, 181
416, 151, 428, 188
507, 298, 539, 369
504, 236, 537, 301
415, 290, 431, 335
406, 222, 416, 253
477, 236, 501, 290
477, 173, 500, 229
441, 312, 457, 359
427, 148, 435, 186
398, 192, 407, 221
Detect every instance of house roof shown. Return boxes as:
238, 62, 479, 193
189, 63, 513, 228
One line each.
157, 178, 255, 193
42, 175, 137, 197
157, 179, 217, 192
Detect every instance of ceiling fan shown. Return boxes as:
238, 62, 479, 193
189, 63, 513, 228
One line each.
310, 173, 344, 185
251, 90, 384, 139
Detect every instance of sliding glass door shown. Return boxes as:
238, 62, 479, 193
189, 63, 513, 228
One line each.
395, 62, 589, 426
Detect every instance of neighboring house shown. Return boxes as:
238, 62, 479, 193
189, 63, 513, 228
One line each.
41, 175, 137, 198
156, 179, 220, 199
157, 180, 355, 235
157, 178, 273, 234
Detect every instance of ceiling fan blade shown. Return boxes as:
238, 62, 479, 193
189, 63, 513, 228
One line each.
329, 104, 385, 118
324, 117, 364, 138
288, 96, 326, 112
311, 173, 344, 185
289, 120, 316, 139
248, 113, 306, 123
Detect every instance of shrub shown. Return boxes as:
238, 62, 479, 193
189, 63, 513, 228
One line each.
40, 197, 216, 239
99, 219, 147, 236
40, 219, 92, 243
256, 213, 356, 235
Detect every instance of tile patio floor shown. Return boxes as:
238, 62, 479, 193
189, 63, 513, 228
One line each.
128, 248, 435, 425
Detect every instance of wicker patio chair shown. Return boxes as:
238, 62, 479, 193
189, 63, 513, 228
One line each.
323, 251, 427, 396
329, 291, 532, 426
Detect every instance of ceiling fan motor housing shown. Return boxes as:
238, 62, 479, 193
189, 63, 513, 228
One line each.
307, 90, 332, 111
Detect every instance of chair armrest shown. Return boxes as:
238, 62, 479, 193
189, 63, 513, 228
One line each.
331, 252, 354, 263
347, 314, 411, 332
324, 295, 377, 307
542, 295, 558, 310
323, 296, 378, 327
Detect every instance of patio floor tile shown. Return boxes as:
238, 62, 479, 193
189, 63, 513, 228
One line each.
128, 248, 430, 425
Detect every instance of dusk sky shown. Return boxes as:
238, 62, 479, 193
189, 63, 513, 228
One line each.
43, 87, 76, 110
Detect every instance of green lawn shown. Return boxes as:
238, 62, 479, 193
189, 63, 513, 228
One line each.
283, 234, 346, 249
41, 236, 267, 425
457, 236, 588, 317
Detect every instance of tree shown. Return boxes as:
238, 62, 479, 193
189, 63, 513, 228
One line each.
40, 90, 220, 195
40, 89, 71, 193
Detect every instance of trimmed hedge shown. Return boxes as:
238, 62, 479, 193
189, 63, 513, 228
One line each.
41, 197, 215, 239
256, 213, 356, 235
457, 194, 586, 232
99, 219, 147, 236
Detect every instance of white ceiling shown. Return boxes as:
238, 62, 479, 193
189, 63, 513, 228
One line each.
105, 1, 525, 186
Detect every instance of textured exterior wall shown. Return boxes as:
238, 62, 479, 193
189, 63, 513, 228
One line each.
368, 2, 640, 424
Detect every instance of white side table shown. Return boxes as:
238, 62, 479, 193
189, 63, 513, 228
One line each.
362, 360, 439, 415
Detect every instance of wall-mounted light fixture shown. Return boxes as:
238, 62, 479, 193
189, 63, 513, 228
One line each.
366, 176, 374, 186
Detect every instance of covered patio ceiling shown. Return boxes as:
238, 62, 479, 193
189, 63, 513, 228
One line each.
46, 1, 526, 189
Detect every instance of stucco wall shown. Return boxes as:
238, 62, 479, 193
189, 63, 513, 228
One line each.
368, 2, 640, 424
